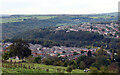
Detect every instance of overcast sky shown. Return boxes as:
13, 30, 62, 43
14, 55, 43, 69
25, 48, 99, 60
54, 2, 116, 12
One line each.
0, 0, 119, 15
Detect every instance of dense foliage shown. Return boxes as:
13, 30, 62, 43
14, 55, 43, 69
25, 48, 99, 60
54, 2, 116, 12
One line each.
2, 52, 10, 60
8, 28, 119, 50
8, 39, 31, 59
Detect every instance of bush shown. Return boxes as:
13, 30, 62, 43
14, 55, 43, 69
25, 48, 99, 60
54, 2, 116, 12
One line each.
34, 56, 41, 64
100, 66, 108, 73
63, 60, 70, 67
77, 55, 87, 64
89, 67, 98, 73
2, 52, 10, 60
25, 56, 35, 63
108, 62, 118, 72
84, 57, 96, 68
79, 61, 86, 70
53, 61, 64, 66
43, 58, 53, 65
66, 66, 73, 72
91, 62, 100, 69
91, 56, 110, 69
68, 60, 77, 69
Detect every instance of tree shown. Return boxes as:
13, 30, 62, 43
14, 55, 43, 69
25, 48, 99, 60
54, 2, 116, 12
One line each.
118, 49, 120, 73
91, 56, 110, 69
84, 57, 96, 68
81, 51, 84, 54
69, 60, 77, 69
73, 52, 79, 55
9, 39, 31, 60
87, 50, 92, 57
96, 46, 107, 56
57, 53, 60, 56
77, 55, 87, 64
2, 52, 10, 60
111, 50, 114, 61
63, 51, 66, 53
118, 22, 120, 73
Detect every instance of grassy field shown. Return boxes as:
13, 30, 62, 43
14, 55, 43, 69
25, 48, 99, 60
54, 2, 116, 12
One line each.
0, 16, 57, 23
2, 62, 85, 74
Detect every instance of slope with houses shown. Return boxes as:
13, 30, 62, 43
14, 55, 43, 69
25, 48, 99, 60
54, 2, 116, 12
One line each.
56, 22, 119, 38
2, 42, 102, 60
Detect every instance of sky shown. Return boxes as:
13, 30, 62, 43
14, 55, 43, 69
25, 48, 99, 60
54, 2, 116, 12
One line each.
0, 0, 120, 15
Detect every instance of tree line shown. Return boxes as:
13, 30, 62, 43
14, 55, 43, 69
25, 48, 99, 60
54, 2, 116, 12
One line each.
4, 28, 119, 50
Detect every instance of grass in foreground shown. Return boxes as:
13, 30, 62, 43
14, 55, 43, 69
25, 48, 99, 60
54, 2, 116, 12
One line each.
2, 62, 84, 74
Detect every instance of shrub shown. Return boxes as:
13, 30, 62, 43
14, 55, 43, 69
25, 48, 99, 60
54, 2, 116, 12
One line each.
84, 57, 96, 68
77, 55, 87, 64
25, 56, 35, 63
34, 56, 41, 64
43, 58, 53, 65
2, 52, 10, 60
68, 60, 77, 69
89, 67, 98, 73
91, 62, 100, 69
79, 61, 86, 70
63, 60, 70, 67
91, 56, 111, 69
66, 66, 73, 72
100, 66, 108, 73
108, 62, 118, 72
53, 61, 64, 66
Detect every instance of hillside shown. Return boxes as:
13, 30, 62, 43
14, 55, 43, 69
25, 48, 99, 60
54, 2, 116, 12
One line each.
13, 28, 104, 41
2, 62, 84, 73
11, 28, 119, 50
2, 12, 118, 39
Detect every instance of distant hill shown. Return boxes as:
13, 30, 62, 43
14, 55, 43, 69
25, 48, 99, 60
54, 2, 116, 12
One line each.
100, 12, 118, 16
2, 12, 118, 39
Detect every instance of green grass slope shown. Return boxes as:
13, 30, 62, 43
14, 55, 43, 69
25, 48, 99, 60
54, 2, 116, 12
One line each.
2, 63, 84, 73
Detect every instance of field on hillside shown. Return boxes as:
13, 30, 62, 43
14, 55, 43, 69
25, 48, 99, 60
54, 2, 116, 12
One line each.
0, 15, 57, 23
